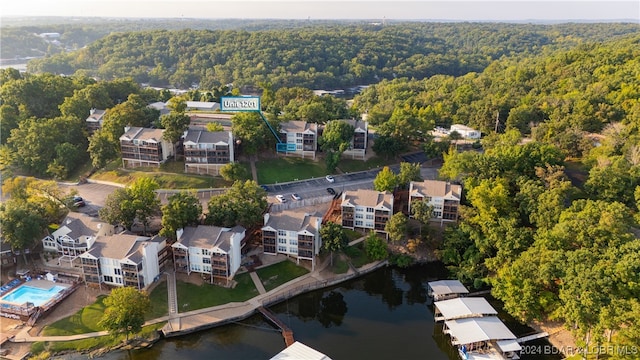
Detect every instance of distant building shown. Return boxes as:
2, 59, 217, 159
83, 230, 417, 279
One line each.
148, 101, 170, 118
341, 189, 393, 236
38, 32, 61, 39
261, 211, 322, 270
409, 180, 462, 223
120, 126, 174, 168
279, 121, 317, 159
172, 225, 246, 285
450, 124, 481, 139
42, 212, 115, 265
185, 101, 220, 112
79, 234, 167, 290
183, 130, 234, 176
85, 109, 106, 135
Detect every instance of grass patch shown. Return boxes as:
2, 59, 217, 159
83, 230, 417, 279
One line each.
344, 243, 372, 268
146, 281, 169, 320
176, 272, 258, 312
42, 296, 108, 336
65, 160, 94, 182
329, 256, 349, 274
32, 323, 165, 356
338, 156, 393, 173
256, 157, 327, 184
91, 159, 232, 189
255, 260, 309, 292
344, 228, 363, 242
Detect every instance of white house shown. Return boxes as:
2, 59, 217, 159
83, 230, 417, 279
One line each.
279, 121, 318, 159
172, 225, 246, 285
409, 180, 462, 223
450, 124, 481, 139
262, 211, 322, 270
79, 234, 166, 290
42, 212, 115, 265
341, 189, 394, 236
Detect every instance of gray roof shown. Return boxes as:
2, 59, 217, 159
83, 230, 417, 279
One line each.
86, 233, 147, 260
445, 317, 517, 345
280, 120, 317, 134
120, 127, 164, 142
340, 119, 367, 131
86, 109, 106, 122
56, 213, 107, 239
410, 180, 462, 200
342, 189, 392, 209
263, 210, 321, 233
176, 225, 246, 252
183, 130, 231, 145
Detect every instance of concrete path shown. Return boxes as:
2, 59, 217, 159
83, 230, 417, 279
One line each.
249, 271, 267, 295
166, 271, 178, 316
250, 155, 259, 182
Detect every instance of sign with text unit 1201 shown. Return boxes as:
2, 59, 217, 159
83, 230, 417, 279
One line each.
220, 96, 261, 112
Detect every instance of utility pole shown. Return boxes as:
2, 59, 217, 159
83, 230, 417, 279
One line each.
494, 111, 500, 133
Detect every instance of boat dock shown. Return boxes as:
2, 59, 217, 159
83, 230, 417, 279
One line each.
258, 306, 295, 347
517, 332, 549, 343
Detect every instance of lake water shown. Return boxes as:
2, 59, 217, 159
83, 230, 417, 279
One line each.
69, 263, 560, 360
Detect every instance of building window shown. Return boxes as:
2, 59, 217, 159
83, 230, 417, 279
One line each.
104, 275, 113, 283
278, 238, 286, 244
202, 249, 210, 256
366, 207, 374, 213
290, 239, 298, 246
366, 214, 373, 220
355, 213, 363, 219
278, 246, 287, 252
355, 220, 363, 226
278, 230, 286, 236
296, 133, 302, 138
114, 268, 121, 276
203, 258, 211, 264
116, 277, 122, 284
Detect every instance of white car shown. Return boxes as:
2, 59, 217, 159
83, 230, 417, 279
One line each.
325, 175, 335, 183
291, 193, 302, 201
275, 195, 287, 203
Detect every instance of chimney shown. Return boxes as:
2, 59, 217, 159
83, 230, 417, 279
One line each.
124, 126, 130, 133
90, 108, 95, 115
263, 213, 270, 225
66, 218, 72, 225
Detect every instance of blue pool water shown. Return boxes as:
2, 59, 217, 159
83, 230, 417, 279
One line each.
1, 285, 67, 307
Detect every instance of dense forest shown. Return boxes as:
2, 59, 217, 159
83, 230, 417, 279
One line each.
24, 22, 640, 89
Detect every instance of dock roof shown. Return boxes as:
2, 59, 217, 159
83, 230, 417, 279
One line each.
428, 280, 469, 296
445, 317, 517, 345
270, 341, 332, 360
434, 297, 497, 320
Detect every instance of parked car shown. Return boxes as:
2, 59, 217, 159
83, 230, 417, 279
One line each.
291, 193, 302, 201
325, 175, 335, 183
72, 196, 86, 208
326, 187, 336, 195
260, 185, 269, 191
275, 195, 287, 203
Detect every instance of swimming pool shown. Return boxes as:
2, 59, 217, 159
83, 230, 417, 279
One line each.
0, 285, 67, 307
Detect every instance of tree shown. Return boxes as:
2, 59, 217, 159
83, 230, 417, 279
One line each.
0, 200, 48, 255
205, 122, 224, 132
160, 111, 190, 156
411, 200, 433, 237
98, 287, 150, 342
372, 135, 406, 159
88, 129, 118, 169
364, 232, 388, 261
206, 180, 267, 228
320, 221, 348, 266
219, 162, 250, 182
99, 178, 160, 232
385, 213, 408, 242
373, 166, 398, 192
159, 191, 202, 240
320, 120, 354, 172
397, 162, 422, 189
231, 113, 269, 155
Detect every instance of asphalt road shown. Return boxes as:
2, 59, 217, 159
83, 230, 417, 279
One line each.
61, 165, 441, 215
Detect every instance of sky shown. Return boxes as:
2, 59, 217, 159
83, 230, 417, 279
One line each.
1, 0, 639, 21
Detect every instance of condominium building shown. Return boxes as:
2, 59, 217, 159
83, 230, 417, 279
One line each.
183, 130, 234, 175
261, 211, 322, 270
79, 234, 167, 290
335, 119, 368, 159
42, 212, 115, 264
85, 109, 106, 135
120, 126, 174, 168
279, 121, 317, 159
341, 189, 394, 235
409, 180, 462, 223
172, 225, 246, 285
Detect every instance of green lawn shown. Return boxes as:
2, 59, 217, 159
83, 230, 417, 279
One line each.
91, 159, 234, 189
338, 156, 393, 173
176, 272, 258, 312
147, 281, 169, 320
329, 256, 349, 274
344, 243, 373, 268
42, 296, 108, 336
256, 157, 327, 184
255, 260, 310, 292
344, 228, 363, 242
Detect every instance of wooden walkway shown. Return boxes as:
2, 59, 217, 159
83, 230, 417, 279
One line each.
517, 332, 549, 343
258, 307, 295, 347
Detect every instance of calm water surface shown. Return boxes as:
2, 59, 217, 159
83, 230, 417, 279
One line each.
74, 263, 559, 360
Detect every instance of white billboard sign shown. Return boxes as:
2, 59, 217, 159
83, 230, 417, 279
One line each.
220, 96, 261, 112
